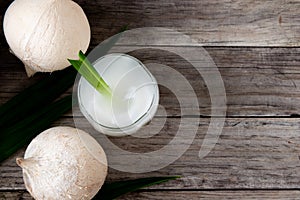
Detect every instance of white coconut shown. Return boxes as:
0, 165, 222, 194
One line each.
16, 126, 107, 200
3, 0, 91, 76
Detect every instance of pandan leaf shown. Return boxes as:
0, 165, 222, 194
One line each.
0, 95, 72, 162
68, 51, 112, 96
69, 25, 128, 97
0, 67, 77, 129
95, 176, 180, 200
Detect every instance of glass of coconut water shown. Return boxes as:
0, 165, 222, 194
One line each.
77, 53, 159, 136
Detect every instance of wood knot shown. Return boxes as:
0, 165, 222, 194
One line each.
279, 15, 282, 25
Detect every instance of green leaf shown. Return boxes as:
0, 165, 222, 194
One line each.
68, 51, 112, 96
0, 95, 72, 162
70, 27, 128, 97
95, 176, 180, 200
119, 25, 129, 32
0, 67, 77, 129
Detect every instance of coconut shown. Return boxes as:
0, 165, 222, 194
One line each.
16, 126, 107, 200
3, 0, 91, 76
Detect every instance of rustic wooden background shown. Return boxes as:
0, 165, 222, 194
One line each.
1, 0, 300, 199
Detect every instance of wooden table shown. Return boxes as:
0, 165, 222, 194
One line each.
1, 0, 300, 199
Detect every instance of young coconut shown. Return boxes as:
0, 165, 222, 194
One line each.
16, 126, 107, 200
3, 0, 90, 76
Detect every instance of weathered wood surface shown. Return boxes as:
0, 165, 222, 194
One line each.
56, 0, 300, 47
2, 47, 300, 117
1, 0, 300, 199
0, 0, 300, 47
0, 191, 32, 200
1, 118, 300, 190
2, 190, 300, 200
118, 190, 300, 200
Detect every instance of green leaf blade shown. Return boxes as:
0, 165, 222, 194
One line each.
0, 67, 77, 129
0, 95, 72, 162
67, 59, 82, 71
69, 51, 112, 97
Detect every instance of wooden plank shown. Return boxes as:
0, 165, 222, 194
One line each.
1, 47, 300, 116
120, 190, 300, 200
0, 191, 32, 200
0, 0, 299, 47
1, 190, 300, 200
1, 117, 300, 190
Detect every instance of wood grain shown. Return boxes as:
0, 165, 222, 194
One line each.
1, 0, 300, 199
0, 191, 32, 200
1, 47, 300, 116
1, 118, 300, 190
1, 190, 300, 200
68, 0, 300, 47
120, 190, 300, 200
0, 0, 299, 47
